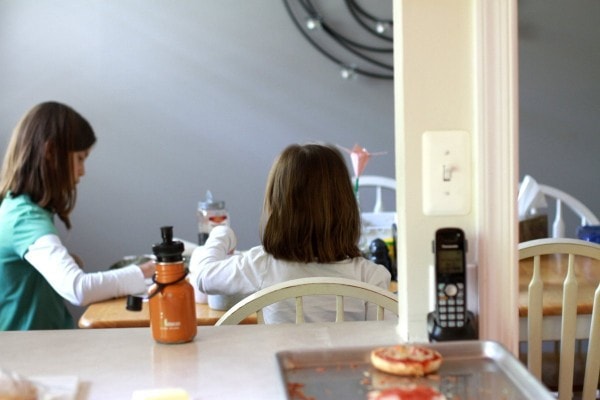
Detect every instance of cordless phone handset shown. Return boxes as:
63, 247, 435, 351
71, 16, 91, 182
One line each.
432, 227, 468, 328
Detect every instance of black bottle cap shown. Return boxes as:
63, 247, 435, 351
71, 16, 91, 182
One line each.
126, 295, 143, 311
152, 226, 184, 262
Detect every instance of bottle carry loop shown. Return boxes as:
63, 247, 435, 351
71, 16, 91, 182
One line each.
147, 268, 190, 299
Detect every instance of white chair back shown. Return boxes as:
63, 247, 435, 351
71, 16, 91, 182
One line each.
355, 175, 396, 213
519, 238, 600, 400
537, 184, 599, 238
215, 277, 398, 326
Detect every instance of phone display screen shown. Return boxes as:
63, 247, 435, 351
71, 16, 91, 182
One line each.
438, 249, 464, 274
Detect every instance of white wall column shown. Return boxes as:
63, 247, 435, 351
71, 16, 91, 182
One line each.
474, 0, 520, 353
394, 0, 519, 353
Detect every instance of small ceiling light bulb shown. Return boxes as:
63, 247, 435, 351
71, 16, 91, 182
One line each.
340, 67, 356, 80
305, 17, 321, 30
375, 22, 391, 35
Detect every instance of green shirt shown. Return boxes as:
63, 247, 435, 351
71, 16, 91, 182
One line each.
0, 193, 74, 330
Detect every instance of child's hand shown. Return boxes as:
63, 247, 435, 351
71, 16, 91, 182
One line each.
138, 260, 156, 279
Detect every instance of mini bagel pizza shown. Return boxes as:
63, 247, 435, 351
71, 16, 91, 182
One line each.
370, 345, 443, 377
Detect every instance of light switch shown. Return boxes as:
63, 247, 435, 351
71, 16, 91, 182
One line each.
422, 130, 471, 215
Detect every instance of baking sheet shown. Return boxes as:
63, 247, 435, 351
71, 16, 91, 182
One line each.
277, 340, 553, 400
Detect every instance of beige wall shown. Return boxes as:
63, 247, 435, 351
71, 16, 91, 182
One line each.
394, 0, 519, 352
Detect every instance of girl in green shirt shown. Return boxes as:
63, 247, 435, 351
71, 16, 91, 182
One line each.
0, 102, 154, 330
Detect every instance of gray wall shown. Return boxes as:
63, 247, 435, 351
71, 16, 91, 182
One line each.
1, 1, 599, 319
0, 1, 395, 269
518, 0, 600, 235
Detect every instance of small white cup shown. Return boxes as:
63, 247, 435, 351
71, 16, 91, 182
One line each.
194, 286, 208, 304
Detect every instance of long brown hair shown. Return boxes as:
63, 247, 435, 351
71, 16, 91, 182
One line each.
260, 143, 361, 263
0, 101, 96, 229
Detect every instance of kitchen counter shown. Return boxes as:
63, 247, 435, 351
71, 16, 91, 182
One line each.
0, 321, 552, 400
0, 321, 402, 399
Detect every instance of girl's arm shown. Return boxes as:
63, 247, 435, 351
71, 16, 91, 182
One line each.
24, 234, 149, 306
189, 225, 261, 296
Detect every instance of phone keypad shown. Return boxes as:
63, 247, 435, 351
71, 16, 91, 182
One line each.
437, 282, 466, 327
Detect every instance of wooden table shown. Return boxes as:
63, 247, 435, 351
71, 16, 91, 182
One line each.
518, 253, 600, 340
78, 298, 256, 328
79, 281, 398, 329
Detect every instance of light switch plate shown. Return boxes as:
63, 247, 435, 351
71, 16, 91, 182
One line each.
422, 130, 471, 215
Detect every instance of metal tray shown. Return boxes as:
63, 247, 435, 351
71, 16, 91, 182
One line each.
276, 340, 553, 400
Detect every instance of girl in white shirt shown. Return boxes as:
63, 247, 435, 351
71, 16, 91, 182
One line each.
190, 143, 392, 323
0, 102, 154, 330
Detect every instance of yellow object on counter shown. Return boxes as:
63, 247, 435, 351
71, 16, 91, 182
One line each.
131, 388, 190, 400
383, 237, 395, 259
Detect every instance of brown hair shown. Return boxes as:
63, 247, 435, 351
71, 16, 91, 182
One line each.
0, 101, 96, 229
260, 143, 361, 263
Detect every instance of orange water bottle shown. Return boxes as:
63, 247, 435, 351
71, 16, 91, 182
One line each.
149, 226, 197, 344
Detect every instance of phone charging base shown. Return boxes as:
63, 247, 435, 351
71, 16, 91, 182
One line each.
427, 311, 477, 342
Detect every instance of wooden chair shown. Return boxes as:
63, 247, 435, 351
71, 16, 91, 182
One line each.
356, 175, 396, 213
519, 238, 600, 400
537, 184, 599, 238
215, 277, 398, 326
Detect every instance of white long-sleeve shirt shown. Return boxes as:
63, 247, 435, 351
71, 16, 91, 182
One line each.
189, 226, 393, 323
25, 234, 147, 307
